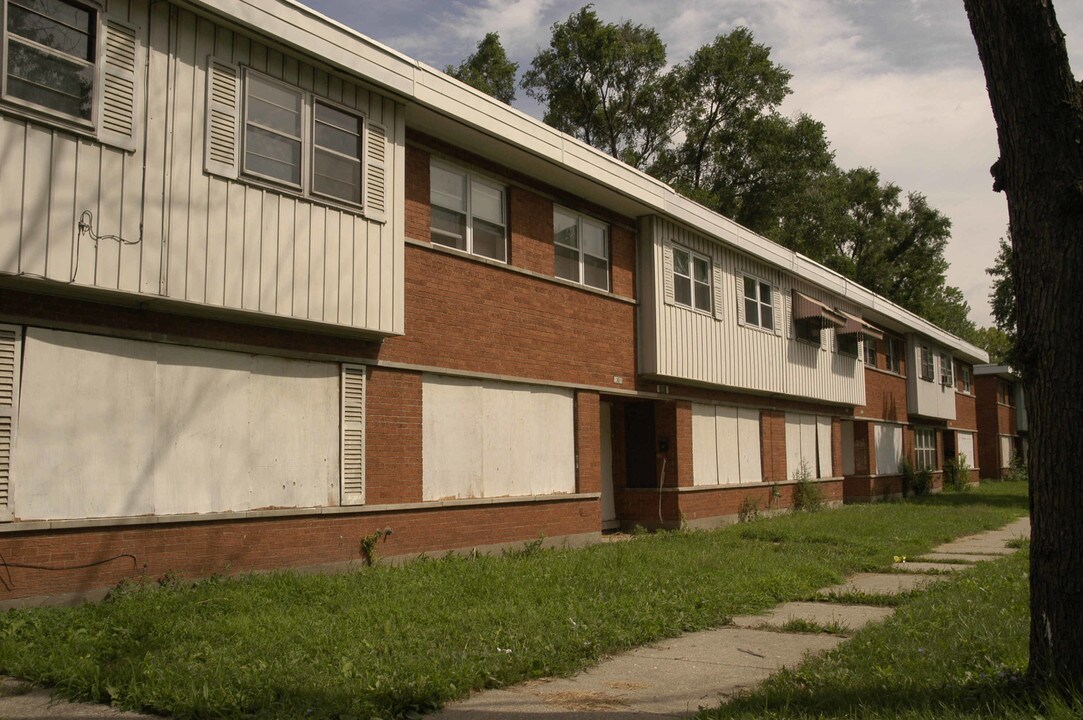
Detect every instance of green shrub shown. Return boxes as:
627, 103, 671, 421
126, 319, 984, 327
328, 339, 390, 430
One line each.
913, 467, 933, 496
738, 496, 760, 523
899, 456, 915, 497
791, 461, 823, 512
1003, 452, 1029, 483
944, 455, 972, 491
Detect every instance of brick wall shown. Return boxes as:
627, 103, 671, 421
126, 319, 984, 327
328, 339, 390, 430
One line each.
856, 367, 908, 422
0, 499, 601, 603
366, 368, 423, 504
575, 391, 601, 494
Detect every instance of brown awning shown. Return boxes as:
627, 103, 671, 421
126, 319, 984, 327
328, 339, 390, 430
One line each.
792, 291, 846, 328
836, 309, 885, 340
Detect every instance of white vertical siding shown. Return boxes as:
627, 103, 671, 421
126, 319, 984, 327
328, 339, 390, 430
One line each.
643, 216, 863, 406
0, 1, 405, 336
906, 337, 958, 420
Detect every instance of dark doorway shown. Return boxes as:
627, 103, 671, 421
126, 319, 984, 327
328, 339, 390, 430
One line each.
624, 401, 657, 489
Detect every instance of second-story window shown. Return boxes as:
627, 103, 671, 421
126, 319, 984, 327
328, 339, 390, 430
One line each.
554, 207, 609, 291
957, 363, 972, 394
673, 247, 711, 312
886, 337, 902, 374
430, 161, 506, 262
3, 0, 97, 122
940, 352, 954, 387
863, 338, 877, 366
244, 72, 304, 186
312, 101, 363, 205
742, 275, 774, 329
920, 346, 934, 382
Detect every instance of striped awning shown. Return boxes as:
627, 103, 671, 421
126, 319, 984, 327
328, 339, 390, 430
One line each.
792, 291, 846, 328
836, 309, 885, 339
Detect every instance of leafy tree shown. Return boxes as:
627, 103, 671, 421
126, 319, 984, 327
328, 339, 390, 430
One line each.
987, 236, 1016, 335
965, 0, 1083, 695
661, 28, 793, 193
969, 326, 1013, 365
446, 32, 518, 104
521, 5, 679, 169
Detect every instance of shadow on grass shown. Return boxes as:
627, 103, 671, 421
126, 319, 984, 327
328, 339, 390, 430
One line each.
916, 488, 1028, 511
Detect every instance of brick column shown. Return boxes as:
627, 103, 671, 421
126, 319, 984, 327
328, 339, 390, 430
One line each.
760, 410, 787, 481
575, 390, 601, 494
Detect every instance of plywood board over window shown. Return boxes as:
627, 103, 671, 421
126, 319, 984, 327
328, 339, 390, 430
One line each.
785, 412, 834, 479
874, 423, 903, 475
691, 404, 761, 485
422, 376, 575, 501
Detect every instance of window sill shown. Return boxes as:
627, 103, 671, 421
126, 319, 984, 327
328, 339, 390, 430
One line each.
407, 237, 636, 305
229, 173, 383, 223
0, 99, 128, 152
739, 320, 776, 335
672, 301, 714, 318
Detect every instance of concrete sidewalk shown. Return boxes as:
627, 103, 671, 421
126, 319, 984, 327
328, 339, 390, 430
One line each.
0, 516, 1030, 720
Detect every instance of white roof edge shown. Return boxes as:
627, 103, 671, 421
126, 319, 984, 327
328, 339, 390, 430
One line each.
974, 364, 1017, 379
185, 0, 989, 365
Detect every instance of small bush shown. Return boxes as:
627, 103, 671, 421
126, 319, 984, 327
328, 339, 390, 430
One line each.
944, 455, 972, 491
913, 467, 933, 496
791, 461, 823, 512
1003, 452, 1028, 483
738, 496, 760, 523
899, 456, 915, 497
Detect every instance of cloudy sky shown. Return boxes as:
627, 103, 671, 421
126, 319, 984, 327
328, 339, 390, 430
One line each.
307, 0, 1083, 326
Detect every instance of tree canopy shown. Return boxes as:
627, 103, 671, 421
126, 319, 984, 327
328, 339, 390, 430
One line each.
446, 32, 519, 104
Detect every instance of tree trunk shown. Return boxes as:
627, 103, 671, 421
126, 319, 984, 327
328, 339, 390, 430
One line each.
963, 0, 1083, 695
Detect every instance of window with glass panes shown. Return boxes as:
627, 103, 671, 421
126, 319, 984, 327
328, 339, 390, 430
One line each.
244, 72, 304, 186
863, 337, 877, 366
312, 101, 363, 205
885, 337, 902, 374
554, 208, 609, 290
915, 428, 936, 470
939, 352, 954, 387
742, 275, 774, 330
672, 247, 711, 312
3, 0, 97, 122
430, 162, 506, 262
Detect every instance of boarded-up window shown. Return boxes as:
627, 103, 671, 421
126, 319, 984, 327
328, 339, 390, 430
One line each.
13, 328, 339, 521
785, 413, 834, 479
874, 423, 903, 475
691, 404, 761, 485
956, 431, 975, 469
999, 435, 1014, 469
422, 376, 575, 500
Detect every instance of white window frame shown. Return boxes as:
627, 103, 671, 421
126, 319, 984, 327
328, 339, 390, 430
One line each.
672, 246, 712, 313
1, 0, 101, 126
919, 346, 935, 382
310, 97, 365, 207
239, 69, 368, 210
554, 206, 609, 291
939, 352, 954, 387
429, 159, 507, 262
741, 274, 774, 330
958, 363, 972, 394
863, 337, 877, 366
914, 427, 936, 471
242, 69, 305, 189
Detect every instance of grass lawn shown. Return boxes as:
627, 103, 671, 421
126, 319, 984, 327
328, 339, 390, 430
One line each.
0, 482, 1027, 719
702, 542, 1081, 719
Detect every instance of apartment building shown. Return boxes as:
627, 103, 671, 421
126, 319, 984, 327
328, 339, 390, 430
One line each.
0, 0, 987, 603
975, 365, 1027, 478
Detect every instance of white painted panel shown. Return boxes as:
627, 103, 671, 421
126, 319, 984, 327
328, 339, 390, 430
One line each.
999, 436, 1013, 469
692, 404, 718, 486
841, 421, 855, 476
13, 329, 338, 521
422, 377, 483, 501
785, 414, 803, 480
875, 423, 902, 475
422, 376, 574, 500
817, 416, 833, 478
717, 406, 741, 484
736, 407, 761, 483
956, 432, 975, 469
800, 415, 817, 476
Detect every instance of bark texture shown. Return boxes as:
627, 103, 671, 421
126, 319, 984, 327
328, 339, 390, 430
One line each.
963, 0, 1083, 694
